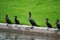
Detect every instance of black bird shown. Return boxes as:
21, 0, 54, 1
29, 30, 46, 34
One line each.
14, 16, 20, 24
45, 18, 52, 28
5, 14, 12, 26
56, 19, 60, 31
28, 12, 39, 29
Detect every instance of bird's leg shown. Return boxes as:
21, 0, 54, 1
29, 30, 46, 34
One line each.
47, 27, 49, 31
59, 29, 60, 31
8, 24, 11, 29
31, 25, 33, 29
6, 23, 10, 28
58, 29, 60, 31
6, 23, 8, 26
15, 24, 17, 27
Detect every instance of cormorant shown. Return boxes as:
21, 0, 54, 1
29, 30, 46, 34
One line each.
5, 14, 12, 26
28, 12, 39, 29
45, 18, 52, 28
14, 16, 20, 24
56, 19, 60, 31
14, 16, 20, 27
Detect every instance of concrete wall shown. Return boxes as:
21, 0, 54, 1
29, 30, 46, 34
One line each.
0, 23, 60, 37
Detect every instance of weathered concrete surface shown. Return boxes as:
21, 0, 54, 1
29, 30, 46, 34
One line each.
0, 23, 60, 37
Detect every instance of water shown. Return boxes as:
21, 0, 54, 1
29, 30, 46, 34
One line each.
0, 32, 60, 40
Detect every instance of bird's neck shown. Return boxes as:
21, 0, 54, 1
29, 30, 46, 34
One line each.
56, 21, 59, 23
29, 14, 31, 18
46, 20, 48, 22
15, 18, 17, 20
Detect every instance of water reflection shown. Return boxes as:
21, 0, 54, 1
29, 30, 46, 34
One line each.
0, 32, 60, 40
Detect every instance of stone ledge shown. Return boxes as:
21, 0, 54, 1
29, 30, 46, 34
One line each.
0, 23, 60, 37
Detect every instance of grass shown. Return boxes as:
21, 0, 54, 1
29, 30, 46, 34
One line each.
0, 0, 60, 28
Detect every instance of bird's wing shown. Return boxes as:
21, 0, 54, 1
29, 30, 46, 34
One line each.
29, 18, 37, 26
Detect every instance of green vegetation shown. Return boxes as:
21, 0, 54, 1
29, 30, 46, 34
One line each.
0, 0, 60, 27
